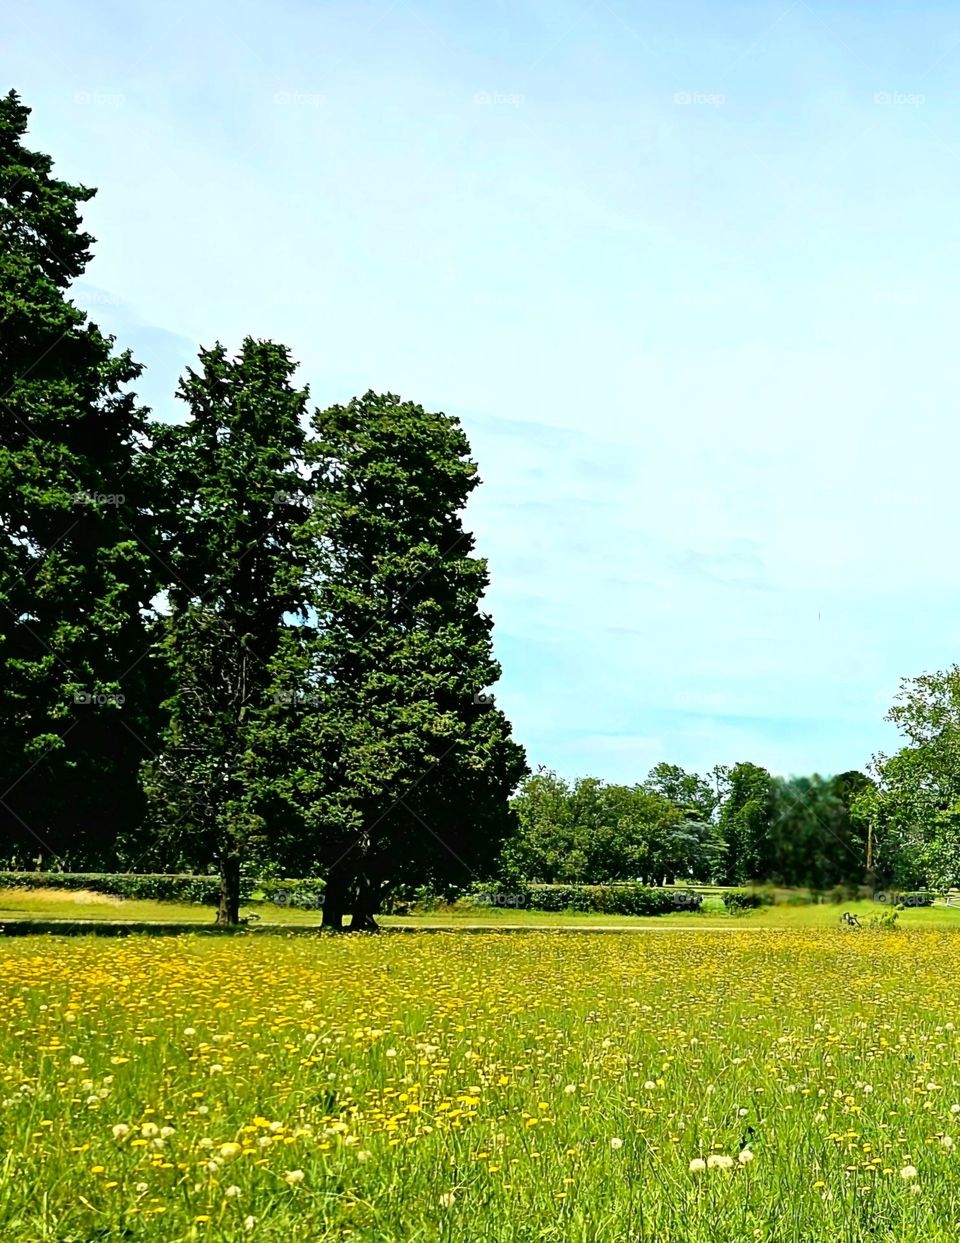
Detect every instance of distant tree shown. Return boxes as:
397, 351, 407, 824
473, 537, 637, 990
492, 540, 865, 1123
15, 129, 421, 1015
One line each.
718, 761, 776, 884
0, 89, 159, 866
142, 339, 310, 923
502, 769, 575, 881
294, 391, 527, 928
645, 762, 718, 822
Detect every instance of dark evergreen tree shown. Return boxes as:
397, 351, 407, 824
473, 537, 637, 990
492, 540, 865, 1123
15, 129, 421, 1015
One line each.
142, 339, 310, 922
0, 90, 159, 866
294, 391, 527, 928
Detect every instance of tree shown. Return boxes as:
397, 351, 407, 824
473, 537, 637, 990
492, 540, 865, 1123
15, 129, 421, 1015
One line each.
142, 339, 310, 923
502, 768, 575, 882
718, 761, 776, 884
294, 391, 527, 928
854, 667, 960, 891
0, 90, 159, 867
645, 762, 717, 823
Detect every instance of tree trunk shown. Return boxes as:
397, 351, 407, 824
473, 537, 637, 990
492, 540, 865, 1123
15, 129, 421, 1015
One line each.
216, 855, 241, 926
321, 865, 347, 931
349, 874, 380, 932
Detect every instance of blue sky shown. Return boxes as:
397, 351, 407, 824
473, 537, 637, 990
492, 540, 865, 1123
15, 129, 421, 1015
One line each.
8, 0, 960, 783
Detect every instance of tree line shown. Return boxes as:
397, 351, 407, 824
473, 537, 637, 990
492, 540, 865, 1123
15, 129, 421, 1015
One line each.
505, 763, 873, 891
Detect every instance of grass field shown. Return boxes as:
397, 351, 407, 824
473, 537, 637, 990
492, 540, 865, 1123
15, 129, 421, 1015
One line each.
5, 929, 960, 1240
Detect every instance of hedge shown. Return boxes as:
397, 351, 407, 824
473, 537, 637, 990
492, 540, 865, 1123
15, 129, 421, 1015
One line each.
0, 873, 703, 916
0, 873, 325, 907
464, 883, 703, 916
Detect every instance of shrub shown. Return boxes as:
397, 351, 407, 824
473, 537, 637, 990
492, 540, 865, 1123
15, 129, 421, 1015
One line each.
524, 884, 702, 916
721, 889, 773, 913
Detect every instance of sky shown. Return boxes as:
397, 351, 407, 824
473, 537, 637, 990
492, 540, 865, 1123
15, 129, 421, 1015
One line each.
6, 0, 960, 784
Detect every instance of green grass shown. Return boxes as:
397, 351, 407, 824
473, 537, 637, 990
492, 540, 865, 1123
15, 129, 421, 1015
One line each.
4, 887, 960, 931
5, 929, 960, 1240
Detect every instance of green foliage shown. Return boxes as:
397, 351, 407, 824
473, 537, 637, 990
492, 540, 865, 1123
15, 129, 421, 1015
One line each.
525, 884, 702, 916
721, 888, 775, 912
0, 90, 160, 865
504, 769, 716, 884
866, 904, 902, 930
286, 391, 528, 927
141, 340, 311, 921
856, 666, 960, 891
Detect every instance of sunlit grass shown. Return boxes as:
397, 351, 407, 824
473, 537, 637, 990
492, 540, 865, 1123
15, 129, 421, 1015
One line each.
4, 888, 960, 931
5, 930, 960, 1239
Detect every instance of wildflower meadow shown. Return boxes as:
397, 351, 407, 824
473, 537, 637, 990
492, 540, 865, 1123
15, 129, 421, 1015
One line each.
3, 930, 960, 1241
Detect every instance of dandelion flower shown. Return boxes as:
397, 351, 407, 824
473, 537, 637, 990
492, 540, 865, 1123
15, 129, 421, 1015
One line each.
112, 1124, 130, 1140
225, 1185, 242, 1198
439, 1192, 456, 1208
610, 1137, 624, 1150
141, 1123, 159, 1139
689, 1158, 707, 1172
244, 1217, 256, 1232
941, 1135, 954, 1150
738, 1148, 754, 1165
707, 1155, 734, 1170
284, 1169, 305, 1185
900, 1165, 918, 1180
220, 1143, 241, 1160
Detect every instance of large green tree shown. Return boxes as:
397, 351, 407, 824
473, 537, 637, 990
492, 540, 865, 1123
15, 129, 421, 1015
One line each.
142, 339, 310, 922
0, 90, 159, 866
292, 391, 527, 928
854, 667, 960, 890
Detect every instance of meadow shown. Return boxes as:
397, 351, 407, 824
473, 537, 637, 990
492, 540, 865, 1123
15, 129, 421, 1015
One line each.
3, 930, 960, 1241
